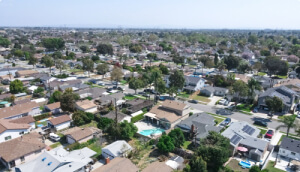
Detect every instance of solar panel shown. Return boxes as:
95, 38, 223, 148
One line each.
230, 135, 242, 145
242, 125, 255, 135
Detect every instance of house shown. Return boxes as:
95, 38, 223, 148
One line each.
0, 101, 40, 119
75, 100, 97, 113
279, 137, 300, 161
288, 71, 298, 79
144, 100, 191, 129
183, 76, 205, 93
94, 157, 139, 172
15, 70, 39, 78
0, 116, 35, 143
0, 133, 46, 168
102, 140, 132, 160
125, 99, 154, 114
15, 147, 96, 172
258, 86, 299, 114
64, 127, 101, 144
75, 87, 106, 99
222, 121, 269, 162
97, 93, 125, 107
0, 93, 12, 101
201, 86, 229, 97
176, 113, 221, 143
46, 79, 82, 91
102, 111, 132, 123
47, 115, 71, 131
59, 83, 89, 92
45, 102, 61, 114
13, 98, 31, 105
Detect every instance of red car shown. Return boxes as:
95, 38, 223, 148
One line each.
265, 130, 274, 139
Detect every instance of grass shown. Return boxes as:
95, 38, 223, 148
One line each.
182, 141, 191, 149
226, 159, 249, 172
189, 94, 211, 103
50, 142, 62, 149
265, 161, 285, 172
206, 112, 226, 119
124, 95, 137, 100
177, 92, 190, 98
35, 121, 47, 127
214, 117, 225, 125
88, 141, 102, 158
236, 104, 252, 112
278, 114, 296, 120
258, 72, 267, 76
120, 80, 127, 85
131, 112, 147, 123
79, 120, 98, 128
276, 75, 288, 79
260, 129, 267, 135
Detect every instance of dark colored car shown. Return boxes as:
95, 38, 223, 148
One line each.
159, 96, 166, 101
224, 118, 231, 125
144, 89, 152, 93
254, 120, 268, 127
188, 100, 198, 104
265, 130, 274, 139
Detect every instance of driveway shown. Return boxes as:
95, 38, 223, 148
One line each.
208, 96, 222, 106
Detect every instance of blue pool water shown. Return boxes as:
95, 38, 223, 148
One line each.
239, 160, 251, 168
139, 128, 165, 136
37, 124, 44, 127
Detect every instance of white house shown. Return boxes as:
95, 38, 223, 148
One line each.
102, 140, 132, 160
279, 137, 300, 160
45, 102, 62, 114
0, 116, 35, 143
164, 75, 205, 93
0, 102, 40, 119
47, 115, 71, 131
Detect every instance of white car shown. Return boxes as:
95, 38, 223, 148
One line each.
297, 112, 300, 118
219, 99, 227, 105
49, 133, 60, 142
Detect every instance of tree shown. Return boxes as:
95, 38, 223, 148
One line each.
96, 63, 109, 78
156, 78, 166, 94
265, 96, 283, 116
52, 51, 62, 60
82, 57, 94, 77
224, 55, 240, 70
296, 66, 300, 76
247, 78, 262, 101
168, 128, 185, 148
28, 56, 38, 68
277, 115, 296, 137
128, 78, 144, 94
110, 66, 123, 87
56, 59, 66, 75
129, 44, 142, 53
96, 44, 113, 55
173, 56, 185, 65
214, 53, 219, 65
249, 165, 261, 172
260, 49, 271, 56
232, 80, 248, 104
42, 38, 65, 50
43, 56, 54, 73
238, 63, 251, 73
33, 87, 44, 98
91, 55, 99, 62
184, 156, 207, 172
60, 88, 79, 112
14, 49, 24, 57
226, 73, 235, 86
120, 121, 138, 140
80, 45, 89, 53
216, 61, 227, 74
248, 35, 258, 45
148, 34, 159, 42
147, 53, 158, 61
49, 90, 62, 103
264, 56, 289, 76
97, 117, 113, 130
9, 79, 24, 94
0, 36, 11, 48
72, 111, 91, 126
214, 75, 229, 87
157, 135, 175, 154
169, 70, 185, 91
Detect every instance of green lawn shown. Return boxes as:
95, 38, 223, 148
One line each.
182, 141, 191, 149
278, 114, 296, 120
189, 94, 211, 103
88, 142, 102, 158
260, 129, 267, 135
35, 121, 47, 127
178, 92, 190, 98
214, 117, 225, 125
124, 95, 137, 100
79, 120, 98, 128
120, 80, 127, 85
276, 75, 288, 79
236, 104, 252, 112
206, 112, 226, 119
50, 142, 62, 149
265, 161, 285, 172
258, 72, 267, 76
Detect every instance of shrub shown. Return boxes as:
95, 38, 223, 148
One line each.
131, 112, 145, 123
34, 113, 51, 121
189, 112, 193, 116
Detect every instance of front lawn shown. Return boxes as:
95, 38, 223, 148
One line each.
182, 141, 191, 149
265, 161, 285, 172
50, 142, 62, 149
276, 75, 288, 79
189, 94, 211, 103
258, 72, 267, 76
120, 80, 127, 85
124, 95, 137, 100
260, 129, 267, 135
236, 104, 253, 112
178, 92, 190, 98
214, 117, 225, 125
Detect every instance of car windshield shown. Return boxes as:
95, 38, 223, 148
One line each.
267, 130, 273, 134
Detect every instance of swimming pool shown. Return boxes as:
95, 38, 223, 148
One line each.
139, 128, 165, 136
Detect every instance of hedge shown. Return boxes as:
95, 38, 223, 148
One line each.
34, 113, 52, 121
131, 112, 146, 123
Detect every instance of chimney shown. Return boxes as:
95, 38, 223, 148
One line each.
191, 124, 195, 133
105, 157, 110, 164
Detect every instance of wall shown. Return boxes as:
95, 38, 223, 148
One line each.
0, 129, 30, 143
12, 149, 45, 168
28, 107, 41, 117
279, 148, 300, 160
66, 135, 76, 144
54, 121, 71, 131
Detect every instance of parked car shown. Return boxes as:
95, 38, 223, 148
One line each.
49, 133, 60, 142
263, 107, 269, 111
159, 96, 166, 101
98, 82, 105, 86
218, 99, 227, 105
265, 130, 274, 139
188, 99, 198, 104
297, 112, 300, 118
253, 107, 259, 113
224, 118, 231, 125
254, 120, 268, 127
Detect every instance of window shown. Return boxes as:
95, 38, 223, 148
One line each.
5, 136, 11, 141
291, 152, 296, 156
19, 131, 25, 135
20, 156, 25, 162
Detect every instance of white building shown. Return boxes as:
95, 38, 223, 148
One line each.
279, 137, 300, 160
47, 115, 71, 131
102, 140, 132, 160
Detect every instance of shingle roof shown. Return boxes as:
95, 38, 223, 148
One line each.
45, 102, 61, 110
0, 102, 39, 119
64, 127, 95, 142
0, 133, 46, 162
48, 115, 71, 126
149, 105, 182, 123
161, 100, 188, 111
0, 119, 31, 134
280, 137, 300, 154
75, 100, 97, 110
142, 161, 173, 172
9, 115, 35, 124
94, 157, 139, 172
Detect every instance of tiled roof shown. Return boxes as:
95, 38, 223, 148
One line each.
48, 115, 71, 126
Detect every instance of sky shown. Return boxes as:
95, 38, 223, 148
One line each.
1, 0, 300, 29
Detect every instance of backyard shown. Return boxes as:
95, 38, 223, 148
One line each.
265, 161, 285, 172
226, 159, 249, 172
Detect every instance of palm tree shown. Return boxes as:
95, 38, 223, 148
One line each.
216, 61, 227, 74
276, 115, 296, 137
247, 78, 262, 103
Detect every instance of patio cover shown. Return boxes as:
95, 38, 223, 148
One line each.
144, 112, 157, 119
